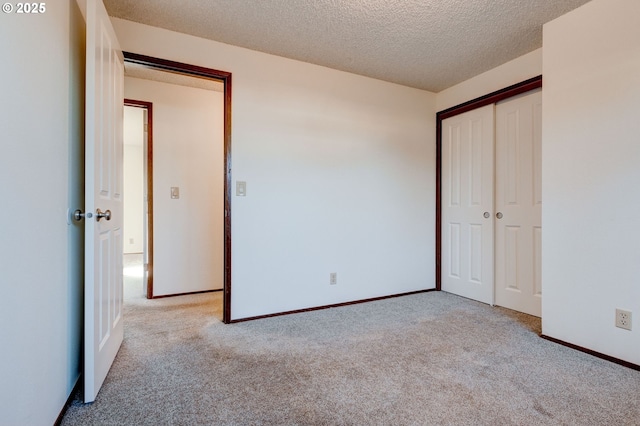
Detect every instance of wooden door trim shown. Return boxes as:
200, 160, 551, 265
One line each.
124, 99, 154, 299
435, 75, 542, 290
123, 52, 233, 324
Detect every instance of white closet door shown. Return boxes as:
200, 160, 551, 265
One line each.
494, 90, 542, 317
441, 105, 495, 305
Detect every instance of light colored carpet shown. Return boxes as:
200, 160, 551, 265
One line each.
62, 289, 639, 425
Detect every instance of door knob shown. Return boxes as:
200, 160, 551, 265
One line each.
483, 212, 490, 218
96, 209, 112, 222
496, 212, 503, 219
73, 209, 93, 221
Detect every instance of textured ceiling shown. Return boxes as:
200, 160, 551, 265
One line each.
105, 0, 590, 92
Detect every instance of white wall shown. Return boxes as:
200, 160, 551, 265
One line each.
436, 49, 542, 111
541, 0, 640, 364
113, 19, 436, 319
124, 106, 145, 254
0, 1, 84, 424
124, 77, 224, 295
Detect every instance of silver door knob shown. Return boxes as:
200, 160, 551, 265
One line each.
483, 212, 490, 218
96, 209, 112, 222
73, 209, 93, 221
496, 212, 503, 219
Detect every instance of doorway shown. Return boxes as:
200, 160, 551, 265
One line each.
122, 52, 233, 323
123, 100, 152, 300
436, 76, 543, 317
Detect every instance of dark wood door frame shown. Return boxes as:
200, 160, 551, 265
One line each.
123, 51, 233, 324
435, 75, 542, 290
123, 99, 154, 299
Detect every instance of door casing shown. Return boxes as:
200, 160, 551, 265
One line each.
123, 52, 233, 324
123, 99, 154, 299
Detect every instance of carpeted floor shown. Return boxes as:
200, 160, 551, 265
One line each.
62, 288, 640, 425
123, 253, 145, 301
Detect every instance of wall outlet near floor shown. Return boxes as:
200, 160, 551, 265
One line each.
615, 309, 632, 331
329, 272, 337, 285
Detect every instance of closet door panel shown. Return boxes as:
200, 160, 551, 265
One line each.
495, 90, 542, 317
441, 105, 495, 305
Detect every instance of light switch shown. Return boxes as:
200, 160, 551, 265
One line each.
171, 187, 180, 199
236, 181, 246, 196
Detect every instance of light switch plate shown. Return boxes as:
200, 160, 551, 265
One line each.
236, 181, 246, 196
171, 187, 179, 199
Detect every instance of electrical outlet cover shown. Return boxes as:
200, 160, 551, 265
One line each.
615, 309, 632, 331
329, 273, 337, 285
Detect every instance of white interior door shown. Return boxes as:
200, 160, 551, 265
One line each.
83, 0, 124, 403
494, 90, 542, 317
441, 105, 495, 304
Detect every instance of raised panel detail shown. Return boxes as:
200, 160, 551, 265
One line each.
99, 24, 111, 199
505, 226, 520, 291
469, 224, 482, 283
533, 226, 542, 296
533, 101, 542, 206
98, 231, 110, 350
506, 110, 519, 205
470, 118, 483, 206
449, 125, 461, 206
449, 223, 461, 278
113, 52, 123, 202
113, 52, 124, 201
114, 228, 123, 326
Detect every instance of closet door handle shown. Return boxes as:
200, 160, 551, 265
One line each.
483, 212, 490, 219
496, 212, 503, 219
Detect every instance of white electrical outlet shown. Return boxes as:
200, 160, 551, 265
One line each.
329, 272, 337, 285
615, 309, 632, 331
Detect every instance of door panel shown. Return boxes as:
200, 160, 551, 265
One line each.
495, 90, 542, 317
84, 0, 124, 402
441, 105, 495, 304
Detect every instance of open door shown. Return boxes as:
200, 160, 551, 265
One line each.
82, 0, 124, 403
